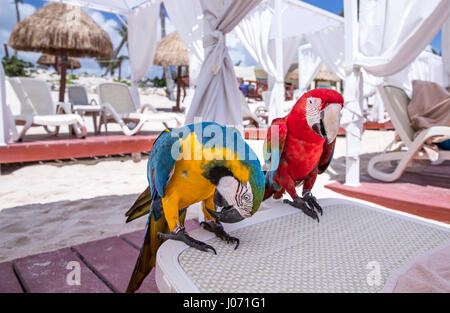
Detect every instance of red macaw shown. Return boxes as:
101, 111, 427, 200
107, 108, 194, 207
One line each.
263, 88, 344, 222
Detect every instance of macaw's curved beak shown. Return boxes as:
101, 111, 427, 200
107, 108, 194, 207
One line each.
205, 206, 245, 223
312, 103, 342, 143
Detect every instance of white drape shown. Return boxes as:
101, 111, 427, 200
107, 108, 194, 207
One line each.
297, 44, 321, 94
341, 0, 450, 186
0, 63, 10, 146
185, 0, 261, 127
128, 2, 160, 109
387, 47, 449, 97
357, 0, 450, 76
306, 26, 346, 80
234, 2, 301, 123
442, 17, 450, 86
164, 0, 204, 87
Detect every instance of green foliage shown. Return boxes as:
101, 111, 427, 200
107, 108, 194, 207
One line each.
113, 78, 131, 86
1, 56, 34, 77
152, 76, 166, 87
65, 73, 79, 85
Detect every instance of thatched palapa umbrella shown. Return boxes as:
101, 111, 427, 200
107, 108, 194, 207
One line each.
38, 54, 81, 72
153, 32, 189, 112
8, 3, 113, 102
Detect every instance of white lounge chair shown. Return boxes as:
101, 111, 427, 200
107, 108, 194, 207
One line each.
368, 85, 450, 182
7, 77, 87, 141
68, 85, 102, 133
97, 82, 182, 136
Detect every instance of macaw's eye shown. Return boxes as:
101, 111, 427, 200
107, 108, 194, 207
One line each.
242, 194, 251, 202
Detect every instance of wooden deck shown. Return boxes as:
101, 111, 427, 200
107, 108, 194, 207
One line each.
326, 161, 450, 223
0, 128, 268, 164
0, 220, 200, 293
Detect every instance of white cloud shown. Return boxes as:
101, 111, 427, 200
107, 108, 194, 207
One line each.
0, 1, 38, 61
226, 32, 256, 67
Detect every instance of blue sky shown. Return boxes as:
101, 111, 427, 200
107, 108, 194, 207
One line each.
0, 0, 443, 78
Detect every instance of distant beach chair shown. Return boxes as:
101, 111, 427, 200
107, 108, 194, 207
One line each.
97, 82, 181, 136
368, 85, 450, 182
7, 77, 87, 141
240, 92, 260, 127
68, 85, 102, 133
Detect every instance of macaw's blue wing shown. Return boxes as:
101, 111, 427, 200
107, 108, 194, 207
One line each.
148, 129, 181, 199
318, 139, 336, 174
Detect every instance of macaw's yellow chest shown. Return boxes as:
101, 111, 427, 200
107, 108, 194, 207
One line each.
163, 158, 216, 209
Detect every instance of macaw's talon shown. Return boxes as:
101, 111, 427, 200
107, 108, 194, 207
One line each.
201, 221, 240, 250
303, 191, 323, 216
283, 197, 320, 223
157, 227, 216, 254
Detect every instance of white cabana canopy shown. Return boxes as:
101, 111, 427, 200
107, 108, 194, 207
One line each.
234, 0, 343, 123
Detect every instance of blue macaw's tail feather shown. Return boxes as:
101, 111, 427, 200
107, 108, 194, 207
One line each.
125, 186, 152, 223
125, 188, 187, 293
126, 195, 171, 293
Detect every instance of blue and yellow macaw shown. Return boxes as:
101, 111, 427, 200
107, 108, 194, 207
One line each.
125, 122, 265, 292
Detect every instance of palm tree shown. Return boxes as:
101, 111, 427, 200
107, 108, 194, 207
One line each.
13, 0, 22, 57
102, 23, 128, 76
160, 2, 176, 101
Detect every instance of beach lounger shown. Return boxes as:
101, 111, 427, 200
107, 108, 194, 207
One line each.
240, 92, 260, 127
368, 85, 450, 182
68, 85, 102, 133
7, 77, 87, 141
155, 198, 450, 292
97, 82, 181, 136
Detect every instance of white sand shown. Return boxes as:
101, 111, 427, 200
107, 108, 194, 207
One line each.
0, 70, 396, 262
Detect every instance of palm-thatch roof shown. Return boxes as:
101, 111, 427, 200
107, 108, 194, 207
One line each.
314, 63, 341, 82
8, 3, 113, 58
153, 32, 189, 67
288, 63, 341, 82
37, 54, 81, 69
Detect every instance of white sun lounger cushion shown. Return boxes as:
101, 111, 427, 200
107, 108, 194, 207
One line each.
156, 198, 450, 293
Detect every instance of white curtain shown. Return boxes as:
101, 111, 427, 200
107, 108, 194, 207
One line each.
233, 3, 282, 123
234, 2, 301, 123
164, 0, 204, 87
0, 63, 10, 146
442, 17, 450, 86
297, 44, 321, 94
357, 0, 450, 76
185, 0, 261, 127
306, 26, 346, 80
387, 47, 449, 97
128, 1, 160, 109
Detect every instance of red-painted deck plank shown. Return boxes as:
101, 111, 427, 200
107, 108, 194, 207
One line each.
13, 248, 111, 293
120, 219, 200, 250
0, 132, 159, 164
326, 182, 450, 223
120, 230, 146, 250
73, 236, 157, 293
0, 262, 23, 293
0, 128, 268, 164
326, 162, 450, 223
